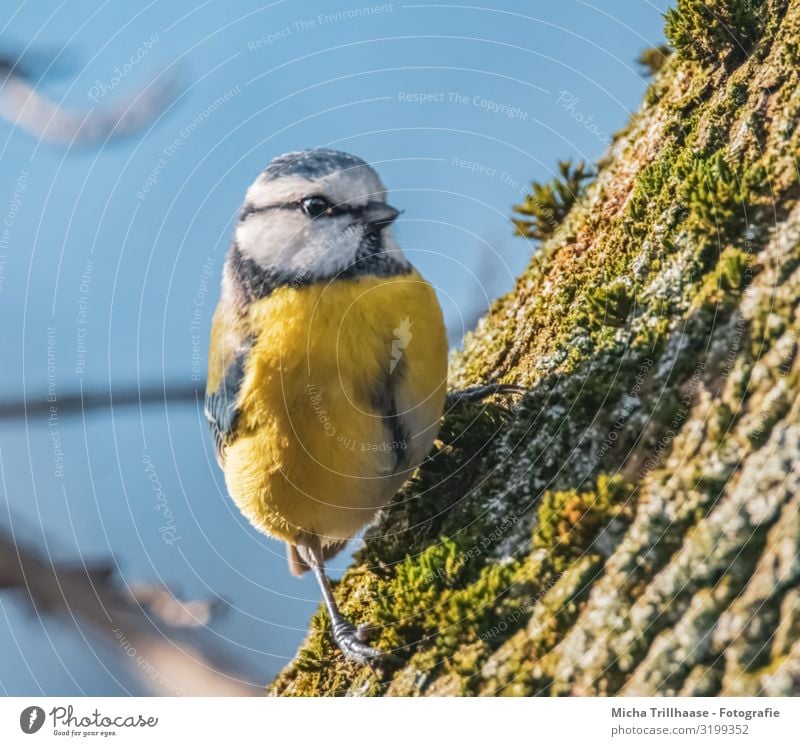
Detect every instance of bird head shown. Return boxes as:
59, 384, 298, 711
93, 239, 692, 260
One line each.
230, 149, 406, 291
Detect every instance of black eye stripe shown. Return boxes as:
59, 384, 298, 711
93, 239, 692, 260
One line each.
238, 203, 271, 221
239, 200, 359, 221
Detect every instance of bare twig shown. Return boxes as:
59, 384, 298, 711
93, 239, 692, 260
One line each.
0, 382, 203, 419
0, 529, 257, 695
0, 51, 178, 145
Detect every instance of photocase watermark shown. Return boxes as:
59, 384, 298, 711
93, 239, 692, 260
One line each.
4, 169, 29, 226
720, 314, 748, 381
480, 572, 562, 642
594, 356, 654, 466
0, 170, 30, 296
74, 258, 93, 376
424, 513, 523, 585
398, 91, 529, 120
306, 383, 407, 452
556, 90, 612, 145
288, 221, 368, 289
47, 326, 64, 479
450, 154, 561, 235
640, 360, 707, 477
19, 706, 45, 734
88, 33, 159, 103
450, 155, 530, 197
137, 84, 242, 200
247, 4, 395, 49
308, 383, 337, 439
142, 454, 181, 545
720, 244, 756, 381
778, 321, 800, 378
41, 698, 159, 736
111, 627, 188, 695
190, 257, 214, 382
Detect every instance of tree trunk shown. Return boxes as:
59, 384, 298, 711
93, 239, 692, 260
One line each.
271, 0, 800, 696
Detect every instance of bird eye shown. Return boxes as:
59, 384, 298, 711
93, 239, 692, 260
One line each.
300, 195, 331, 218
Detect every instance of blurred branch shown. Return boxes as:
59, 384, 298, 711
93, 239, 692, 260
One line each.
127, 582, 224, 628
0, 529, 257, 695
0, 382, 203, 419
0, 49, 178, 145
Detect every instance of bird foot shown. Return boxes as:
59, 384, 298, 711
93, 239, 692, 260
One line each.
332, 617, 387, 667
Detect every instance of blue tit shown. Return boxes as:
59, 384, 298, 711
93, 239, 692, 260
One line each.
205, 148, 448, 664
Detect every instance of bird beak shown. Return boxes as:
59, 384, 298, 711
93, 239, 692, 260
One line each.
363, 201, 400, 229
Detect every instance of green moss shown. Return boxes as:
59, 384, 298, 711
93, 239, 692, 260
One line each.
533, 475, 634, 576
367, 542, 555, 692
664, 0, 771, 65
477, 554, 606, 696
585, 277, 636, 328
638, 44, 673, 76
696, 246, 755, 309
681, 151, 754, 242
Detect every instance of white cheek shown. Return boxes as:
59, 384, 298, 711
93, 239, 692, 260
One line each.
297, 218, 362, 275
235, 213, 304, 266
235, 214, 362, 277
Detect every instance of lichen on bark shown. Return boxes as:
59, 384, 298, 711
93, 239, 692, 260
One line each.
271, 0, 800, 696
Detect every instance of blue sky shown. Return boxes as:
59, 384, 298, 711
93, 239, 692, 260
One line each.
0, 0, 668, 694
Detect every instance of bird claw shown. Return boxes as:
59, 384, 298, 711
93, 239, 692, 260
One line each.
333, 619, 388, 667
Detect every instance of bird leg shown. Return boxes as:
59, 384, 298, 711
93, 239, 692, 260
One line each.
302, 539, 386, 667
445, 383, 526, 409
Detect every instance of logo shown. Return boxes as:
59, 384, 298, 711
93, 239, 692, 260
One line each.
20, 706, 45, 734
390, 316, 413, 373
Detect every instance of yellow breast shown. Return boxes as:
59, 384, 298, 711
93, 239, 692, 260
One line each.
219, 270, 447, 544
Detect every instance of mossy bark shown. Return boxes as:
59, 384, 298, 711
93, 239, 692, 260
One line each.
271, 0, 800, 696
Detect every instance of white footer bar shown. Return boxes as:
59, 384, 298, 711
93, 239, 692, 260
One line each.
0, 696, 796, 744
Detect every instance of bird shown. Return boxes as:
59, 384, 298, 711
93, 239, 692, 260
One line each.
204, 148, 447, 664
206, 148, 520, 665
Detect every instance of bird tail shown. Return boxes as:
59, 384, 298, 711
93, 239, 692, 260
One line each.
286, 543, 310, 577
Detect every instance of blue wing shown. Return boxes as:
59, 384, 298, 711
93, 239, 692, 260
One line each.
204, 350, 248, 466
